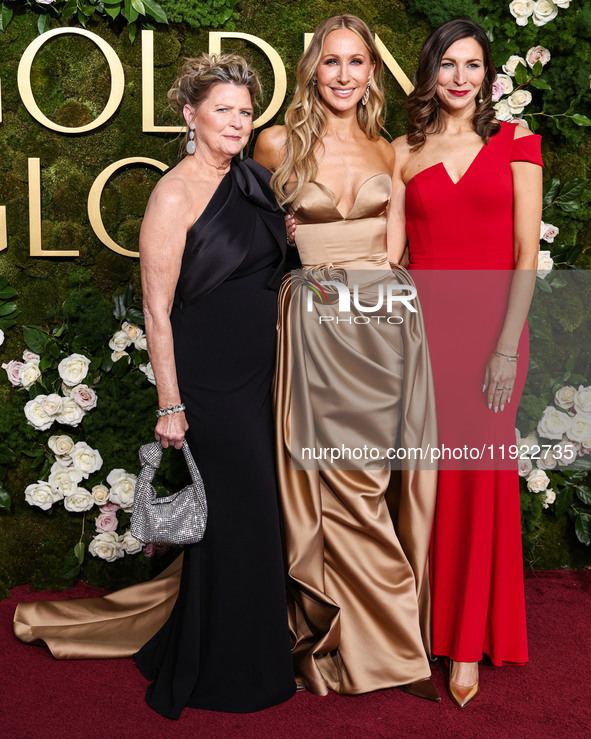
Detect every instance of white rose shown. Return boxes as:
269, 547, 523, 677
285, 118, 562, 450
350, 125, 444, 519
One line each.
107, 469, 137, 510
41, 393, 62, 416
139, 362, 156, 385
2, 360, 23, 387
555, 385, 576, 410
537, 451, 558, 470
109, 330, 132, 352
541, 223, 559, 243
537, 406, 571, 440
111, 350, 131, 363
61, 382, 75, 397
518, 457, 533, 477
537, 250, 554, 279
526, 45, 551, 68
58, 353, 91, 385
494, 100, 513, 122
134, 334, 148, 351
566, 413, 591, 443
533, 0, 559, 26
24, 397, 54, 431
503, 55, 527, 76
553, 0, 570, 6
22, 350, 40, 364
574, 385, 591, 414
526, 468, 550, 492
543, 488, 557, 508
120, 529, 144, 555
495, 74, 514, 95
553, 439, 580, 466
70, 384, 98, 410
20, 361, 41, 389
63, 487, 95, 513
122, 322, 143, 342
48, 463, 84, 496
48, 434, 75, 456
24, 481, 62, 510
507, 89, 532, 114
0, 328, 3, 346
92, 484, 111, 506
519, 431, 539, 454
56, 397, 86, 427
509, 0, 535, 25
88, 532, 124, 562
71, 441, 103, 478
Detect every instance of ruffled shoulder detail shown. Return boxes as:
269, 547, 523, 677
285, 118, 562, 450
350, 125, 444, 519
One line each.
232, 158, 282, 213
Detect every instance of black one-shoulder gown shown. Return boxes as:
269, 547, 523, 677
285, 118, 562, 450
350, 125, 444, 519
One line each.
134, 158, 295, 717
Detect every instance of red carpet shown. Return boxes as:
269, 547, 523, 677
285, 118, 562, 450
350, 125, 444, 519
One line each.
1, 570, 590, 738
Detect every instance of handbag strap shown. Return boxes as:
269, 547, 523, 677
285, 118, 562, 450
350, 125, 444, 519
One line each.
137, 439, 204, 489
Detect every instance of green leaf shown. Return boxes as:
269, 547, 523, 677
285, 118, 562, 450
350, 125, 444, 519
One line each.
77, 9, 88, 26
101, 0, 122, 4
557, 201, 580, 213
576, 485, 591, 506
574, 514, 591, 546
0, 488, 11, 512
572, 114, 591, 127
536, 277, 552, 292
514, 62, 528, 85
131, 0, 146, 15
555, 487, 573, 518
532, 60, 543, 77
543, 177, 560, 206
23, 326, 50, 354
74, 541, 86, 565
0, 445, 16, 464
142, 0, 168, 23
0, 3, 14, 32
104, 6, 120, 19
0, 301, 17, 316
37, 13, 50, 35
0, 286, 17, 300
122, 0, 139, 23
124, 306, 145, 326
531, 78, 551, 90
559, 178, 587, 201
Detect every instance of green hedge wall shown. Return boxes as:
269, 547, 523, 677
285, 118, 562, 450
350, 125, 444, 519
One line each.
0, 2, 590, 598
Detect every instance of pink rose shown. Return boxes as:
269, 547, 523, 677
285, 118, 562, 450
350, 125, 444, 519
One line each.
492, 78, 505, 102
2, 360, 24, 387
99, 501, 119, 513
96, 511, 118, 533
22, 350, 41, 364
70, 383, 98, 410
541, 223, 559, 243
526, 45, 551, 68
144, 544, 156, 557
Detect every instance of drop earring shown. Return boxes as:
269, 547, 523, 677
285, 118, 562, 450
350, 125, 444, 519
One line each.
186, 125, 196, 155
478, 89, 484, 104
362, 76, 371, 106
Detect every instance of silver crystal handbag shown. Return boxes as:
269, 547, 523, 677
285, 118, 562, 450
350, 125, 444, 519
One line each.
131, 440, 207, 546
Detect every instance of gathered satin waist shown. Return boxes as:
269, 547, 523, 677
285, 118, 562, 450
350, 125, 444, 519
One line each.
296, 217, 389, 271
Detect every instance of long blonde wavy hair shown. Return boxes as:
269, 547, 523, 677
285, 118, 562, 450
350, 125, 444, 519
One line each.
272, 15, 385, 207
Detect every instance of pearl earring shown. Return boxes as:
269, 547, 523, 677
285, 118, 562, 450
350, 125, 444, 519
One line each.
186, 125, 196, 155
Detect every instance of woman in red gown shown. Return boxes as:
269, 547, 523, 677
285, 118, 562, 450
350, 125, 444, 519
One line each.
390, 18, 543, 707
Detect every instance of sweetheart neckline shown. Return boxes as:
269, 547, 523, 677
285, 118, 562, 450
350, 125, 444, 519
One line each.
288, 172, 391, 220
404, 142, 487, 188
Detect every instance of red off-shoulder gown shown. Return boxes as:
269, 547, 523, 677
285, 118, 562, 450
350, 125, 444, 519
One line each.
405, 121, 543, 664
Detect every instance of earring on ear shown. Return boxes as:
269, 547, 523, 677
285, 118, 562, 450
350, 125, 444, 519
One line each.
312, 75, 317, 87
362, 76, 371, 106
186, 125, 196, 155
478, 89, 484, 104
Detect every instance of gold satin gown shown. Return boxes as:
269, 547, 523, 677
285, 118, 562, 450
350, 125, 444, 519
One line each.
274, 174, 438, 694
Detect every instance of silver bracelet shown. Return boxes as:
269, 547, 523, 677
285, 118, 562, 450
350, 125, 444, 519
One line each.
155, 403, 186, 417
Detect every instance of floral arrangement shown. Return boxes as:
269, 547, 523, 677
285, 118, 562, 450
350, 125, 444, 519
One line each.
509, 0, 572, 28
0, 0, 168, 41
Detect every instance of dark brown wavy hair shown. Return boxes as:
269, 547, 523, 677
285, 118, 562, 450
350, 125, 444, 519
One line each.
406, 18, 500, 151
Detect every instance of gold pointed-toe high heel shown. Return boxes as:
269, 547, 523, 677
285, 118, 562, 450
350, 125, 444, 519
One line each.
448, 661, 479, 708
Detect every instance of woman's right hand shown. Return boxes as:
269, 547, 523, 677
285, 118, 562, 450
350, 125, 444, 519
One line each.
155, 412, 189, 449
285, 213, 296, 245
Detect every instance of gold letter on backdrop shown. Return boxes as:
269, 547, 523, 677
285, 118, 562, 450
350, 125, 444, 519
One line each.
88, 157, 168, 258
142, 31, 184, 133
0, 206, 6, 252
18, 27, 125, 134
29, 158, 79, 257
208, 32, 287, 128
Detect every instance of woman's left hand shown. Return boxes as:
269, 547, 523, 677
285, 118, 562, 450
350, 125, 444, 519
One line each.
285, 213, 296, 245
483, 354, 517, 413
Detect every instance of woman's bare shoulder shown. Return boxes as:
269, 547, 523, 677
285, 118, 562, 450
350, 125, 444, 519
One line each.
254, 125, 287, 170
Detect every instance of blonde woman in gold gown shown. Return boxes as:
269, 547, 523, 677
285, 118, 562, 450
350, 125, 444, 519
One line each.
254, 14, 439, 700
